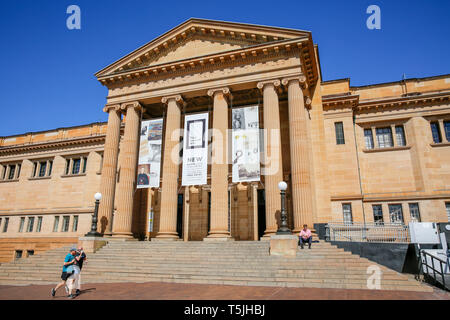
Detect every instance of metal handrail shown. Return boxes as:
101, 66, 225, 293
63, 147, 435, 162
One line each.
419, 249, 448, 289
325, 222, 410, 243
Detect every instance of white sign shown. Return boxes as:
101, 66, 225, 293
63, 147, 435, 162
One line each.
182, 113, 209, 186
137, 119, 163, 189
232, 106, 260, 183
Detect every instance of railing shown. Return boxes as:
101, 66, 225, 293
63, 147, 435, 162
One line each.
419, 250, 449, 290
325, 222, 410, 243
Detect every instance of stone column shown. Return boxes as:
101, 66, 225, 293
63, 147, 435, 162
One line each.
156, 95, 183, 240
257, 80, 284, 238
112, 102, 142, 238
97, 104, 121, 236
205, 87, 232, 240
282, 76, 314, 232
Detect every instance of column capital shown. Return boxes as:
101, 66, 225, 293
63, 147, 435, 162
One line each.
207, 87, 231, 97
281, 75, 308, 88
120, 101, 143, 113
103, 104, 121, 113
161, 94, 183, 105
257, 79, 281, 90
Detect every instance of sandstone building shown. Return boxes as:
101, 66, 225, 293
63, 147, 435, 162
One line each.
1, 19, 449, 263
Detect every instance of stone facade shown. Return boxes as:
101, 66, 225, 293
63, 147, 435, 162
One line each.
0, 19, 449, 262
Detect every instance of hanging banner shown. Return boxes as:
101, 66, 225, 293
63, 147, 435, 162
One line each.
182, 112, 209, 186
232, 105, 260, 183
137, 118, 163, 189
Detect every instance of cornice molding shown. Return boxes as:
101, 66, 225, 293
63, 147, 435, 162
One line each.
0, 135, 106, 156
98, 38, 317, 89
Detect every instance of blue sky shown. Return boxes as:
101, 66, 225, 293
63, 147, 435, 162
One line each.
0, 0, 449, 136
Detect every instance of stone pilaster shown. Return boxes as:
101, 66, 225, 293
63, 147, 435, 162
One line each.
112, 102, 142, 238
97, 104, 121, 236
205, 87, 232, 240
282, 76, 314, 232
257, 79, 284, 238
156, 95, 183, 240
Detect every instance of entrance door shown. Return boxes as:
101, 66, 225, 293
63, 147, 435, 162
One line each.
176, 193, 183, 238
257, 189, 266, 239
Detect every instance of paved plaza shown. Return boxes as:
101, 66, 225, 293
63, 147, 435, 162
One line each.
0, 282, 448, 300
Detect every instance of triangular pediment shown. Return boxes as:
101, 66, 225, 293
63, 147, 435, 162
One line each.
95, 18, 311, 78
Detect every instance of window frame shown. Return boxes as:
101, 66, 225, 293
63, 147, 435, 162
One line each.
342, 203, 353, 225
388, 204, 404, 224
334, 122, 345, 145
3, 217, 9, 232
408, 203, 421, 223
18, 217, 25, 233
376, 127, 394, 148
372, 204, 384, 225
53, 216, 60, 232
430, 122, 442, 143
395, 125, 406, 147
26, 217, 35, 233
364, 128, 374, 149
62, 216, 70, 232
30, 158, 54, 179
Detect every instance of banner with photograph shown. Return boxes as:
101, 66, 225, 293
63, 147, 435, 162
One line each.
137, 118, 163, 189
182, 112, 209, 186
232, 105, 260, 183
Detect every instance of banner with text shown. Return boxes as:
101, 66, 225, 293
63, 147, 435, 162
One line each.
137, 118, 163, 189
232, 105, 260, 183
182, 112, 209, 186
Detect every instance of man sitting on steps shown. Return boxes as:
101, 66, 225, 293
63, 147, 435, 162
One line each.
299, 224, 312, 249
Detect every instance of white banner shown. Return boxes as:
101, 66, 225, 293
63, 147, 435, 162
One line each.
137, 119, 163, 189
182, 113, 209, 186
232, 106, 260, 183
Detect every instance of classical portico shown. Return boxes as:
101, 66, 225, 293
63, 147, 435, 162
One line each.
95, 18, 319, 240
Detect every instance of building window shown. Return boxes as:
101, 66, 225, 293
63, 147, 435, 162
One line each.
62, 216, 70, 232
342, 203, 353, 224
444, 121, 450, 142
72, 159, 81, 175
31, 159, 53, 178
430, 122, 442, 143
408, 203, 421, 222
3, 218, 9, 232
26, 217, 35, 232
372, 205, 384, 225
27, 250, 34, 257
65, 159, 70, 175
376, 127, 393, 148
1, 163, 21, 181
18, 217, 25, 232
395, 125, 406, 146
335, 122, 345, 145
53, 216, 60, 232
364, 129, 374, 149
65, 156, 88, 176
388, 204, 404, 224
15, 250, 23, 259
36, 217, 43, 233
72, 215, 79, 232
446, 202, 450, 222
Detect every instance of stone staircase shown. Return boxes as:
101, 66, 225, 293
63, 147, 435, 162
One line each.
0, 240, 433, 292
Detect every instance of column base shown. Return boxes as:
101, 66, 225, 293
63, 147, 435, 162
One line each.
152, 237, 182, 241
155, 232, 180, 240
203, 236, 234, 242
111, 232, 134, 239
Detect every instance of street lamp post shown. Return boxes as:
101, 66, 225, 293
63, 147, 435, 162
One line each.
85, 192, 102, 237
276, 181, 291, 235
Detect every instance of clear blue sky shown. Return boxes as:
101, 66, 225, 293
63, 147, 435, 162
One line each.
0, 0, 449, 136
